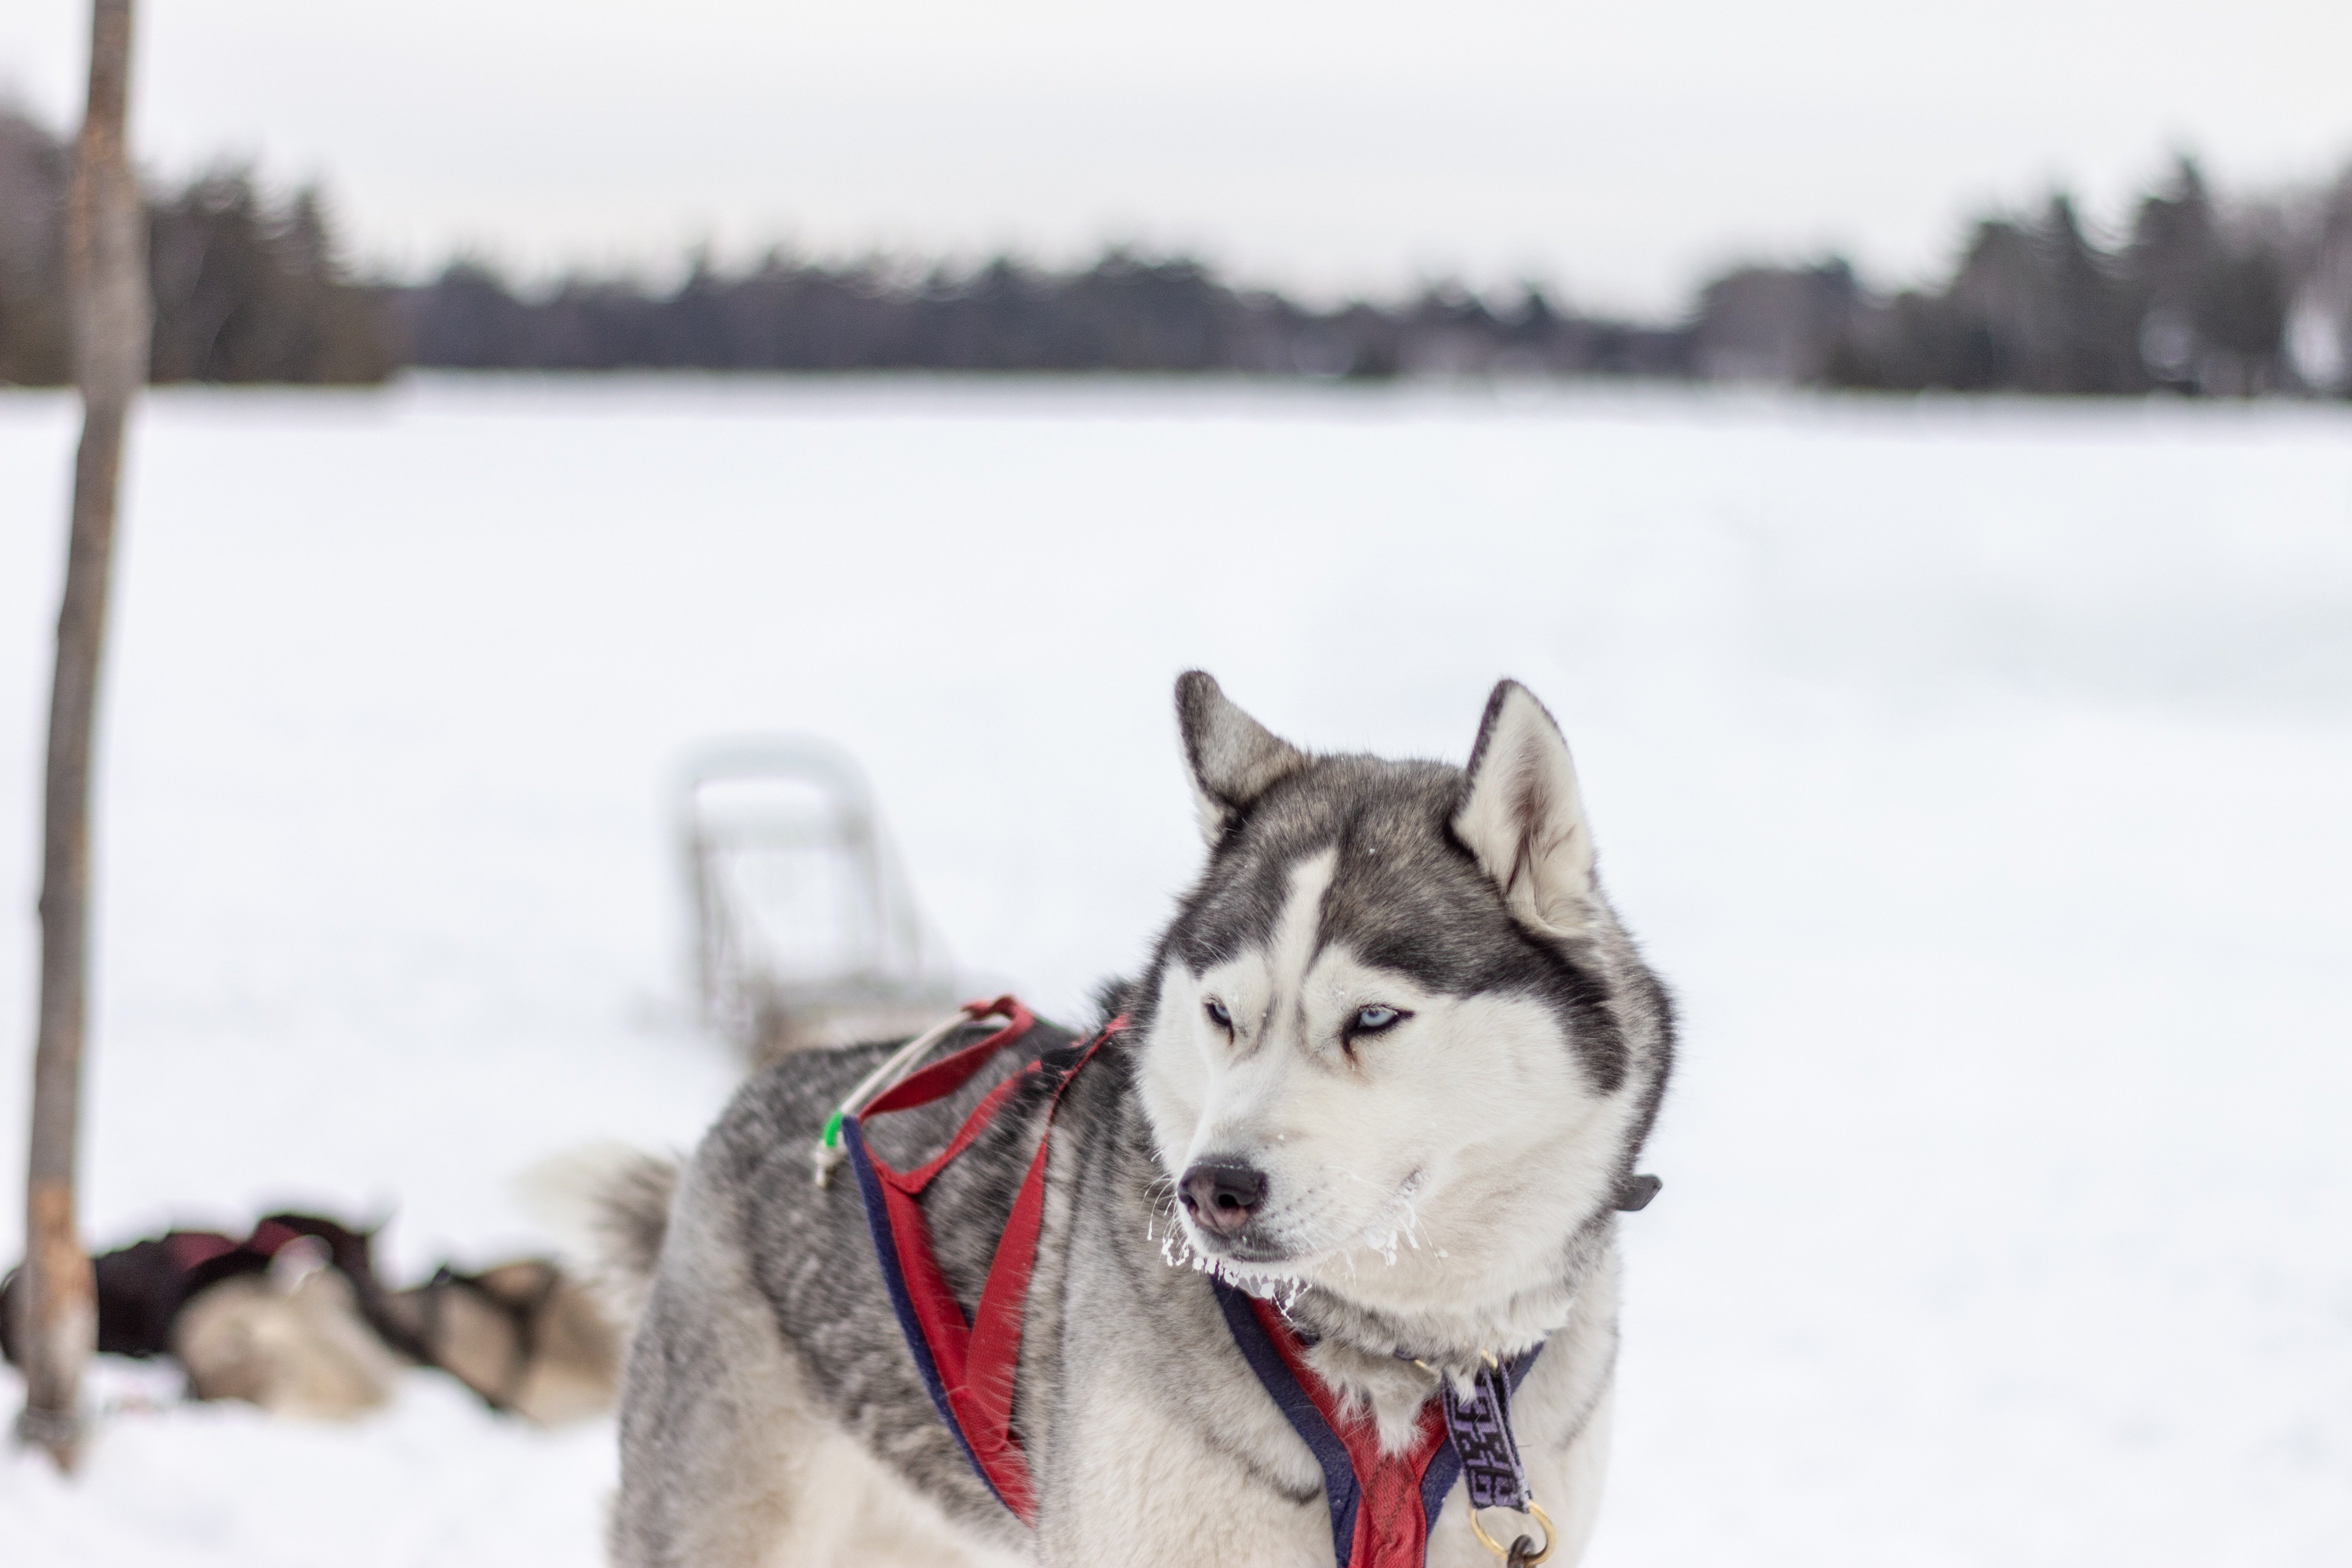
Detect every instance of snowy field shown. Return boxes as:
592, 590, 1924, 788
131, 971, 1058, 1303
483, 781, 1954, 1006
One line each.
0, 376, 2348, 1565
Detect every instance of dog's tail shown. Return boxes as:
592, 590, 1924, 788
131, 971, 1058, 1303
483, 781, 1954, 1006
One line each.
515, 1142, 679, 1333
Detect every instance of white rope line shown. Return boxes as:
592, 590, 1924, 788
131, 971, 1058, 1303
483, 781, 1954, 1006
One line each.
811, 1003, 1005, 1186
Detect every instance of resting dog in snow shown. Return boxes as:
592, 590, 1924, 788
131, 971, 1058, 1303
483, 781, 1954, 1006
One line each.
1, 1213, 620, 1424
597, 674, 1674, 1568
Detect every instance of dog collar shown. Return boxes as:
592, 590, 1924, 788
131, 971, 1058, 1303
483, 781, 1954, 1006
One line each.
1213, 1171, 1660, 1568
1216, 1281, 1554, 1567
1614, 1173, 1662, 1211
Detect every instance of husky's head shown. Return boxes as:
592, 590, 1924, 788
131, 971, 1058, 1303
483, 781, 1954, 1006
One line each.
1134, 673, 1672, 1345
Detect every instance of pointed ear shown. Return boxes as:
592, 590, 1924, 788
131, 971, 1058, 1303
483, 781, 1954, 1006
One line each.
1453, 681, 1597, 936
1175, 671, 1307, 843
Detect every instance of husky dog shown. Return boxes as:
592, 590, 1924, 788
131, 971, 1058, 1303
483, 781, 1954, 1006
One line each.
603, 674, 1674, 1568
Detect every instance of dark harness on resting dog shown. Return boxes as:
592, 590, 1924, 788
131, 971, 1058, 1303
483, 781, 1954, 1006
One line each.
813, 997, 1658, 1568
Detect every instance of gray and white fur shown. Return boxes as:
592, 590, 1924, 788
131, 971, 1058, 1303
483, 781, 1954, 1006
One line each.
602, 673, 1675, 1568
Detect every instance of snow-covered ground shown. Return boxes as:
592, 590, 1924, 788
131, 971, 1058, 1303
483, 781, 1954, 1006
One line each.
0, 377, 2347, 1565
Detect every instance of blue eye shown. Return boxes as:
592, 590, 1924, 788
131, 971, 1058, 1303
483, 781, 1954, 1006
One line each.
1204, 998, 1232, 1029
1352, 1005, 1405, 1034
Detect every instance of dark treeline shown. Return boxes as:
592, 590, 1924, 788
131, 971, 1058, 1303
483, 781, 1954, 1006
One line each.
0, 109, 391, 385
1696, 159, 2352, 397
3, 103, 2348, 396
390, 252, 1681, 379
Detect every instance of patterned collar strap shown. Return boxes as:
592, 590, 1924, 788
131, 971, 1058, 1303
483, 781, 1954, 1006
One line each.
1441, 1357, 1533, 1514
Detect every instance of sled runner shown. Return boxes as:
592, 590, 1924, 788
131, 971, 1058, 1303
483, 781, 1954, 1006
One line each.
677, 738, 958, 1062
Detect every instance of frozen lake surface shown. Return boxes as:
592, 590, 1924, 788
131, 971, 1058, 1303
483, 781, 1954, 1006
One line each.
2, 377, 2348, 1565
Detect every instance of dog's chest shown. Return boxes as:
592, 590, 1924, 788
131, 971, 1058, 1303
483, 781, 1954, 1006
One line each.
1041, 1362, 1335, 1568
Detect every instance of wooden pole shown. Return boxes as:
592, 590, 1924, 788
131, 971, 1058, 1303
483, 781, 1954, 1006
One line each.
15, 0, 147, 1470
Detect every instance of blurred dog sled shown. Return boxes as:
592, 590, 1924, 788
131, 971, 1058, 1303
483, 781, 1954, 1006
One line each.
678, 737, 959, 1065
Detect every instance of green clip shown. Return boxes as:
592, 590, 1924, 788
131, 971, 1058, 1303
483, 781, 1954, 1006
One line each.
821, 1110, 845, 1150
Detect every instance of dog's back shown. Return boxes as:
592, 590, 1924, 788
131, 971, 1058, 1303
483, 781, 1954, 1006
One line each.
605, 1020, 1093, 1567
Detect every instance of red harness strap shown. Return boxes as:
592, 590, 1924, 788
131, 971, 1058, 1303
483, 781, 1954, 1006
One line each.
839, 998, 1119, 1524
1253, 1298, 1455, 1568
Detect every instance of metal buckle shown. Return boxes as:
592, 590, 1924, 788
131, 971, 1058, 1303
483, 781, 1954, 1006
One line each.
1467, 1498, 1554, 1566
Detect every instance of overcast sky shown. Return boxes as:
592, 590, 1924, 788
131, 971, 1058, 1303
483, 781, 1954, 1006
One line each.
3, 1, 2348, 312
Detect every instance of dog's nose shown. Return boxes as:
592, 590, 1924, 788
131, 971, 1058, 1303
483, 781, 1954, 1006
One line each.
1179, 1160, 1268, 1237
